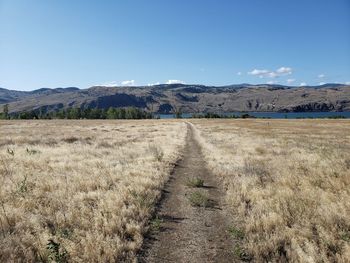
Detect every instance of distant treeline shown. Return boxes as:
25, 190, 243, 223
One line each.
0, 105, 153, 119
0, 104, 347, 120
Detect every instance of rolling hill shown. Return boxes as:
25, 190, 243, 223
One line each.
0, 84, 349, 114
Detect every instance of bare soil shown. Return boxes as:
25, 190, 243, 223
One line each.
138, 123, 235, 262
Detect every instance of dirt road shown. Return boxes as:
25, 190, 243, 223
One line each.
139, 123, 235, 262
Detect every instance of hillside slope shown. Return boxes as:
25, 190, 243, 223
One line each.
1, 84, 349, 113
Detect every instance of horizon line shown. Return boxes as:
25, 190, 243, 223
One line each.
1, 82, 349, 92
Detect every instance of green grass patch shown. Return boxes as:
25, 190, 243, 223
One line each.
228, 226, 245, 240
233, 244, 251, 261
150, 216, 163, 231
186, 177, 204, 188
188, 191, 210, 207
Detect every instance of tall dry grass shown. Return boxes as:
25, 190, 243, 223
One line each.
192, 119, 350, 262
0, 120, 186, 262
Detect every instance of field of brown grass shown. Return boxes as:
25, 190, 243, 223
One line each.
192, 119, 350, 262
0, 120, 186, 262
1, 119, 350, 262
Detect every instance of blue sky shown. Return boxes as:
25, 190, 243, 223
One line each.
1, 0, 350, 91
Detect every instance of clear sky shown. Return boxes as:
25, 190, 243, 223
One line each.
1, 0, 350, 91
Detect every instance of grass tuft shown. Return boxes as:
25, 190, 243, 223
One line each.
228, 226, 245, 240
150, 216, 163, 231
188, 191, 210, 207
186, 177, 204, 188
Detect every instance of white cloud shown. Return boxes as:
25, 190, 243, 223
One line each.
346, 81, 350, 85
300, 82, 307, 86
267, 80, 276, 84
237, 72, 242, 76
248, 66, 293, 78
147, 82, 160, 86
98, 81, 118, 87
121, 80, 135, 86
286, 79, 295, 84
166, 79, 185, 84
248, 69, 270, 76
269, 72, 281, 78
318, 74, 325, 78
319, 82, 326, 85
276, 67, 292, 75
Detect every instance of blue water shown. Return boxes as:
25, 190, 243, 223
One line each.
158, 112, 350, 119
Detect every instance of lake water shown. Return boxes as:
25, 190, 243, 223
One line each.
158, 112, 350, 119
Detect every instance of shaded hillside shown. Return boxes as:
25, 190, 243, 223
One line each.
1, 84, 349, 113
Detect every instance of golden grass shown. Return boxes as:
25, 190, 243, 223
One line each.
191, 119, 350, 262
0, 120, 186, 262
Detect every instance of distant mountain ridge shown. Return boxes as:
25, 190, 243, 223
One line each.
0, 84, 349, 113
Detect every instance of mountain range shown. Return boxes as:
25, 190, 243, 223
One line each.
0, 83, 349, 114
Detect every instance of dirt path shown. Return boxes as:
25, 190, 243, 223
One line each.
138, 123, 235, 262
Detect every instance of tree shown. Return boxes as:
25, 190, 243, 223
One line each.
106, 107, 116, 119
175, 109, 182, 119
3, 104, 9, 119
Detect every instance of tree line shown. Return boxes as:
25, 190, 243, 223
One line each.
0, 104, 154, 119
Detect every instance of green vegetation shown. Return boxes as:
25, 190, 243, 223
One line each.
233, 244, 251, 261
228, 226, 245, 240
46, 239, 68, 263
0, 104, 9, 119
175, 109, 182, 118
188, 191, 210, 207
150, 216, 163, 231
7, 107, 153, 120
186, 177, 204, 188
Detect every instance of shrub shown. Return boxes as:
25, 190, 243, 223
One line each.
150, 216, 163, 231
46, 239, 68, 263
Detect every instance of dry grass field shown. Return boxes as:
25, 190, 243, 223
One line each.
0, 120, 186, 262
192, 119, 350, 262
1, 119, 350, 262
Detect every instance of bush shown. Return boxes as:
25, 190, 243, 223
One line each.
46, 239, 68, 263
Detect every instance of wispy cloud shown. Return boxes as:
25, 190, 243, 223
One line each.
286, 79, 295, 84
248, 66, 293, 78
318, 74, 325, 78
346, 81, 350, 85
300, 82, 307, 86
121, 80, 135, 86
319, 82, 326, 85
166, 79, 185, 84
267, 80, 276, 84
237, 72, 242, 76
